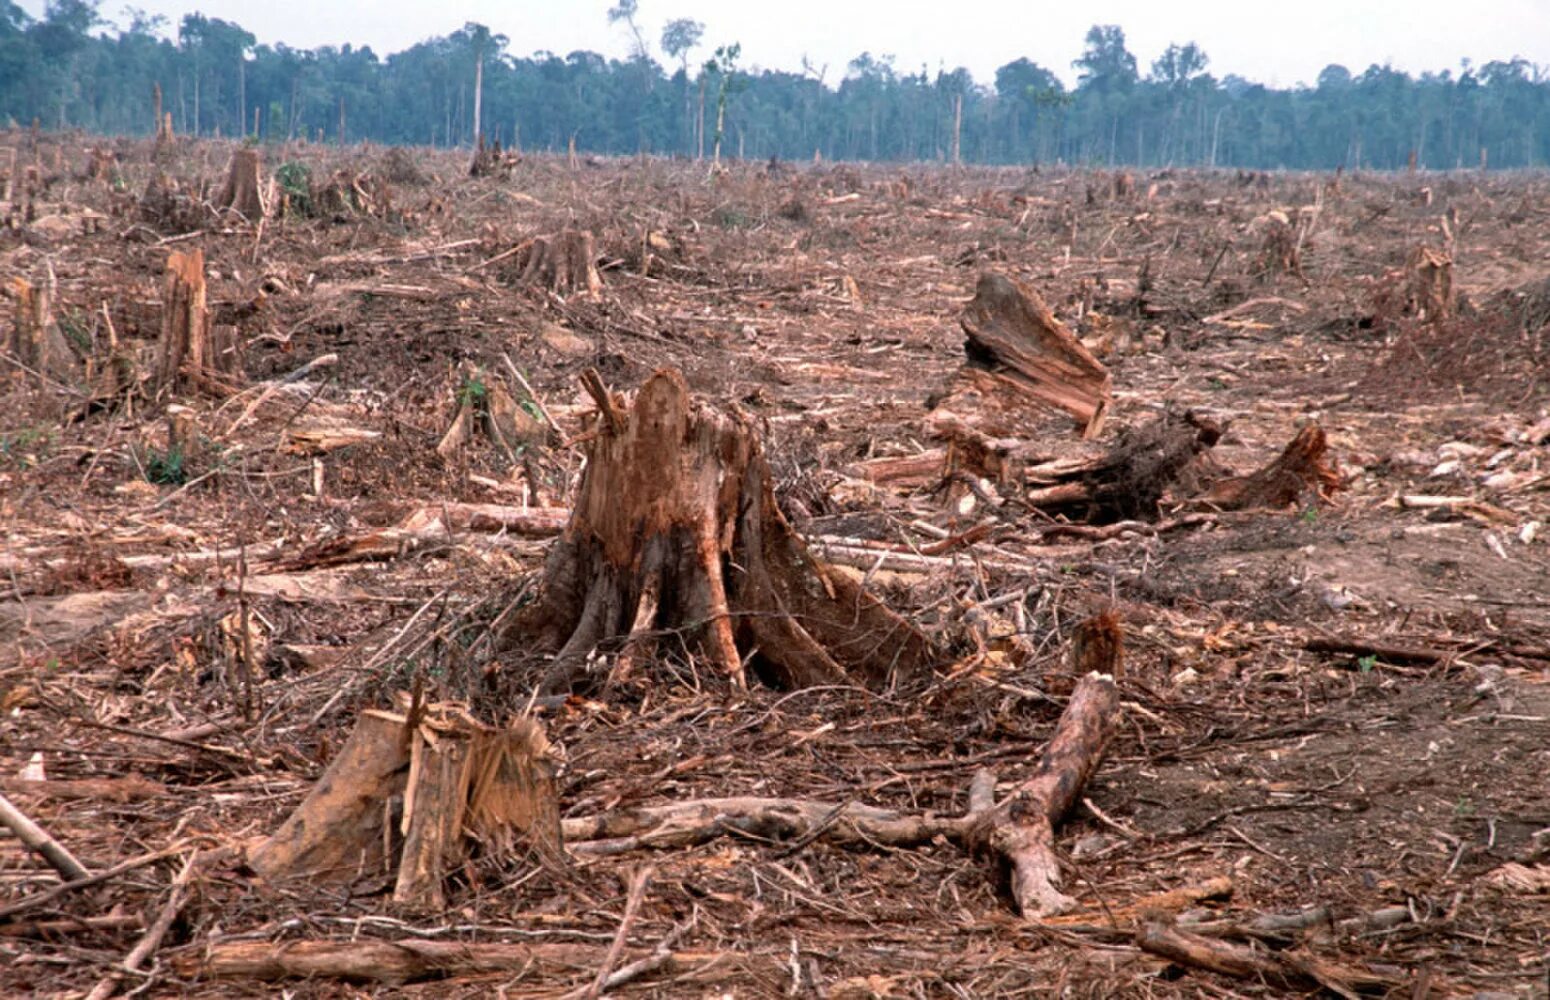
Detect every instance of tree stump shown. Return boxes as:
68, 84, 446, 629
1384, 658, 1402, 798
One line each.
249, 703, 561, 911
214, 147, 265, 221
1407, 246, 1454, 323
508, 368, 937, 694
936, 272, 1112, 439
1196, 423, 1343, 511
7, 276, 76, 381
515, 230, 603, 300
155, 249, 241, 394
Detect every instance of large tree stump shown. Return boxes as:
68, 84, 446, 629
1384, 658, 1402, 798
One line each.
514, 230, 603, 300
1407, 245, 1454, 323
510, 368, 937, 694
155, 249, 241, 393
214, 147, 265, 221
936, 272, 1113, 439
249, 702, 561, 910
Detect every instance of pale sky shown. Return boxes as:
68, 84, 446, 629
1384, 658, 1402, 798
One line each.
20, 0, 1550, 88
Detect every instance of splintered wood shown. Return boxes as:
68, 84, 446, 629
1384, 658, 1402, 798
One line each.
938, 272, 1113, 439
155, 248, 241, 394
8, 275, 76, 380
507, 368, 936, 693
248, 703, 560, 911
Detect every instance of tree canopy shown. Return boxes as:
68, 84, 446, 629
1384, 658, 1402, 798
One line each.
1, 6, 1546, 169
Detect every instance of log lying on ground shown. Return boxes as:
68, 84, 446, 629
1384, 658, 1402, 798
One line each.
1017, 410, 1224, 522
1137, 915, 1401, 995
512, 229, 603, 300
213, 147, 265, 221
247, 702, 561, 909
505, 368, 937, 694
178, 938, 757, 986
266, 503, 566, 571
1194, 423, 1341, 511
155, 249, 241, 394
932, 272, 1113, 439
563, 616, 1122, 919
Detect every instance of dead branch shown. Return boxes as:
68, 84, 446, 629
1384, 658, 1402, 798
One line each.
0, 789, 92, 882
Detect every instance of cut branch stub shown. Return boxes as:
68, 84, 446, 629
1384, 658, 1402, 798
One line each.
947, 272, 1113, 439
510, 368, 937, 694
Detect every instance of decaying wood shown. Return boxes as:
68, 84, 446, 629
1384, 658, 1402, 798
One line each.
0, 789, 92, 882
267, 503, 566, 571
213, 147, 265, 221
507, 368, 937, 694
935, 272, 1113, 438
1196, 423, 1342, 511
178, 938, 754, 986
250, 704, 561, 908
1408, 245, 1454, 322
514, 229, 603, 299
1136, 916, 1401, 996
155, 249, 241, 394
966, 632, 1121, 917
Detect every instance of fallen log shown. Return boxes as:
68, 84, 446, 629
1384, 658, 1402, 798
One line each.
0, 790, 92, 882
933, 272, 1113, 439
1136, 916, 1401, 995
504, 368, 937, 694
267, 504, 567, 572
177, 938, 750, 986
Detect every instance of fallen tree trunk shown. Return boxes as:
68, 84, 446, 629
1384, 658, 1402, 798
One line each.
933, 272, 1113, 439
1137, 916, 1400, 995
267, 503, 567, 571
562, 616, 1122, 919
178, 938, 751, 986
505, 368, 937, 694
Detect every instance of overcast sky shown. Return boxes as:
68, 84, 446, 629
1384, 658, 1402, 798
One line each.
19, 0, 1550, 88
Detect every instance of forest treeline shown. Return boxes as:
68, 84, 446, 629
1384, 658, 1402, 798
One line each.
3, 0, 1548, 170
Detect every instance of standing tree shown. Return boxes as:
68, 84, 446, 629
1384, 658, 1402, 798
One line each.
661, 17, 703, 155
704, 42, 741, 166
607, 0, 649, 61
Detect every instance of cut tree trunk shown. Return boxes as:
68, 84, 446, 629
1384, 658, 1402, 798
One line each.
514, 230, 603, 300
1195, 423, 1342, 511
7, 276, 77, 381
1407, 245, 1454, 323
155, 249, 241, 394
214, 147, 265, 221
935, 272, 1112, 439
507, 368, 937, 694
248, 703, 561, 910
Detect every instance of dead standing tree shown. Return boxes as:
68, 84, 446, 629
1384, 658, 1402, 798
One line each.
507, 368, 938, 694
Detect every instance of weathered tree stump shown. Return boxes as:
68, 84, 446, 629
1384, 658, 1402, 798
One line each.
935, 272, 1113, 439
214, 147, 265, 221
7, 276, 77, 381
508, 368, 937, 694
1407, 245, 1454, 323
514, 230, 603, 300
155, 249, 241, 394
248, 703, 561, 911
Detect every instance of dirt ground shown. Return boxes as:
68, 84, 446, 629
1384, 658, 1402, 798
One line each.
1, 135, 1548, 997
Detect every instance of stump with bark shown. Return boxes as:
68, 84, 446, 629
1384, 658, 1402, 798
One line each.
1407, 245, 1454, 323
214, 147, 265, 221
513, 230, 603, 300
248, 701, 561, 911
155, 249, 242, 394
507, 368, 937, 694
934, 272, 1113, 439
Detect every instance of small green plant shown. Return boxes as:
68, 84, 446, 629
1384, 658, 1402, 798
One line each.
57, 309, 92, 355
1357, 654, 1377, 673
142, 443, 188, 485
457, 372, 489, 410
1300, 505, 1320, 525
1, 426, 53, 468
275, 161, 313, 216
1453, 796, 1475, 817
711, 204, 750, 229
